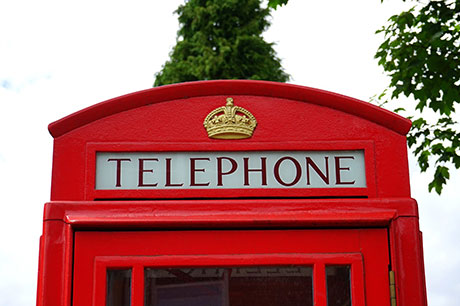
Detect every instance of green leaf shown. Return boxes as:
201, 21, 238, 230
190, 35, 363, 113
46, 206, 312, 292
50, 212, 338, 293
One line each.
375, 0, 460, 194
267, 0, 289, 9
393, 107, 405, 113
411, 118, 427, 129
428, 166, 450, 194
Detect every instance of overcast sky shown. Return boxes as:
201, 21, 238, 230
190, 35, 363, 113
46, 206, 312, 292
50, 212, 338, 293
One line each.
1, 1, 459, 305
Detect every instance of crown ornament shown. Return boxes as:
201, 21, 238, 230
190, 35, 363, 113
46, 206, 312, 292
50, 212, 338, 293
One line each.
203, 97, 257, 139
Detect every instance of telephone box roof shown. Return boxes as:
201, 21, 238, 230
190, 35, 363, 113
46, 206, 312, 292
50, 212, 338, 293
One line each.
48, 80, 411, 138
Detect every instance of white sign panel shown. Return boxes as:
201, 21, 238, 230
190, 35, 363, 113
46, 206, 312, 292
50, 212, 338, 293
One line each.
95, 151, 366, 190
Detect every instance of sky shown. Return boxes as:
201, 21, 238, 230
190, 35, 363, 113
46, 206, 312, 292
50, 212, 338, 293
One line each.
1, 0, 459, 305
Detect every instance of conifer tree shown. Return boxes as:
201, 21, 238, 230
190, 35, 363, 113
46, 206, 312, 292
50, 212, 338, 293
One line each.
154, 0, 289, 86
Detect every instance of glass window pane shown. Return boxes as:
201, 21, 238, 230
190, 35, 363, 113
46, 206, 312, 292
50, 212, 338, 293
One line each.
145, 266, 312, 306
106, 269, 131, 306
326, 265, 351, 306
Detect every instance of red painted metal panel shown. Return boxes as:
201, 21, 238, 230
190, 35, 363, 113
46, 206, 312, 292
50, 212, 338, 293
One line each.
48, 80, 411, 138
314, 262, 327, 306
36, 221, 72, 306
37, 198, 426, 306
48, 81, 411, 200
390, 217, 428, 306
74, 229, 386, 306
43, 198, 417, 228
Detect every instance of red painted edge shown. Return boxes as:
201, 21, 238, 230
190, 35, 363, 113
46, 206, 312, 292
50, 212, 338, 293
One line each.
43, 198, 418, 228
48, 80, 412, 138
94, 253, 363, 306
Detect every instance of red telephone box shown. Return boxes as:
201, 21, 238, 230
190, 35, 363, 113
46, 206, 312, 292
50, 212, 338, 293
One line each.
37, 80, 427, 306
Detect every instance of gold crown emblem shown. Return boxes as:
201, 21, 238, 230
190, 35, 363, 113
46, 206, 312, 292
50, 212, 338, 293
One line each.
203, 97, 257, 139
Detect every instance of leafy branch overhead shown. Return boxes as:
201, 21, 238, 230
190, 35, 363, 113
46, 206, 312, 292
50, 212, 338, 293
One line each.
266, 0, 460, 194
267, 0, 289, 9
375, 0, 460, 194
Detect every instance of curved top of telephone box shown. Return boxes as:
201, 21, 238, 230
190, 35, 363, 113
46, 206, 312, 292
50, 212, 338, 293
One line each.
48, 80, 412, 201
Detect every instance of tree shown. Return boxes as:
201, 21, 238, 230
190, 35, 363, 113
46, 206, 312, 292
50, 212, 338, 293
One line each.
375, 0, 460, 194
154, 0, 289, 86
270, 0, 460, 194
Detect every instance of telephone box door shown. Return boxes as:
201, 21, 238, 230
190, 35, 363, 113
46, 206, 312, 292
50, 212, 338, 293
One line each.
73, 228, 390, 306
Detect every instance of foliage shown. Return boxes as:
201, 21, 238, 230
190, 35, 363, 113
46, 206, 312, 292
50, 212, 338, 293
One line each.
154, 0, 289, 86
375, 0, 460, 194
267, 0, 289, 9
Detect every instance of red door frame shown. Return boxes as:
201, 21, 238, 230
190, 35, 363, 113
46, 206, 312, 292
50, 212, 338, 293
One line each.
89, 253, 366, 306
37, 198, 426, 306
